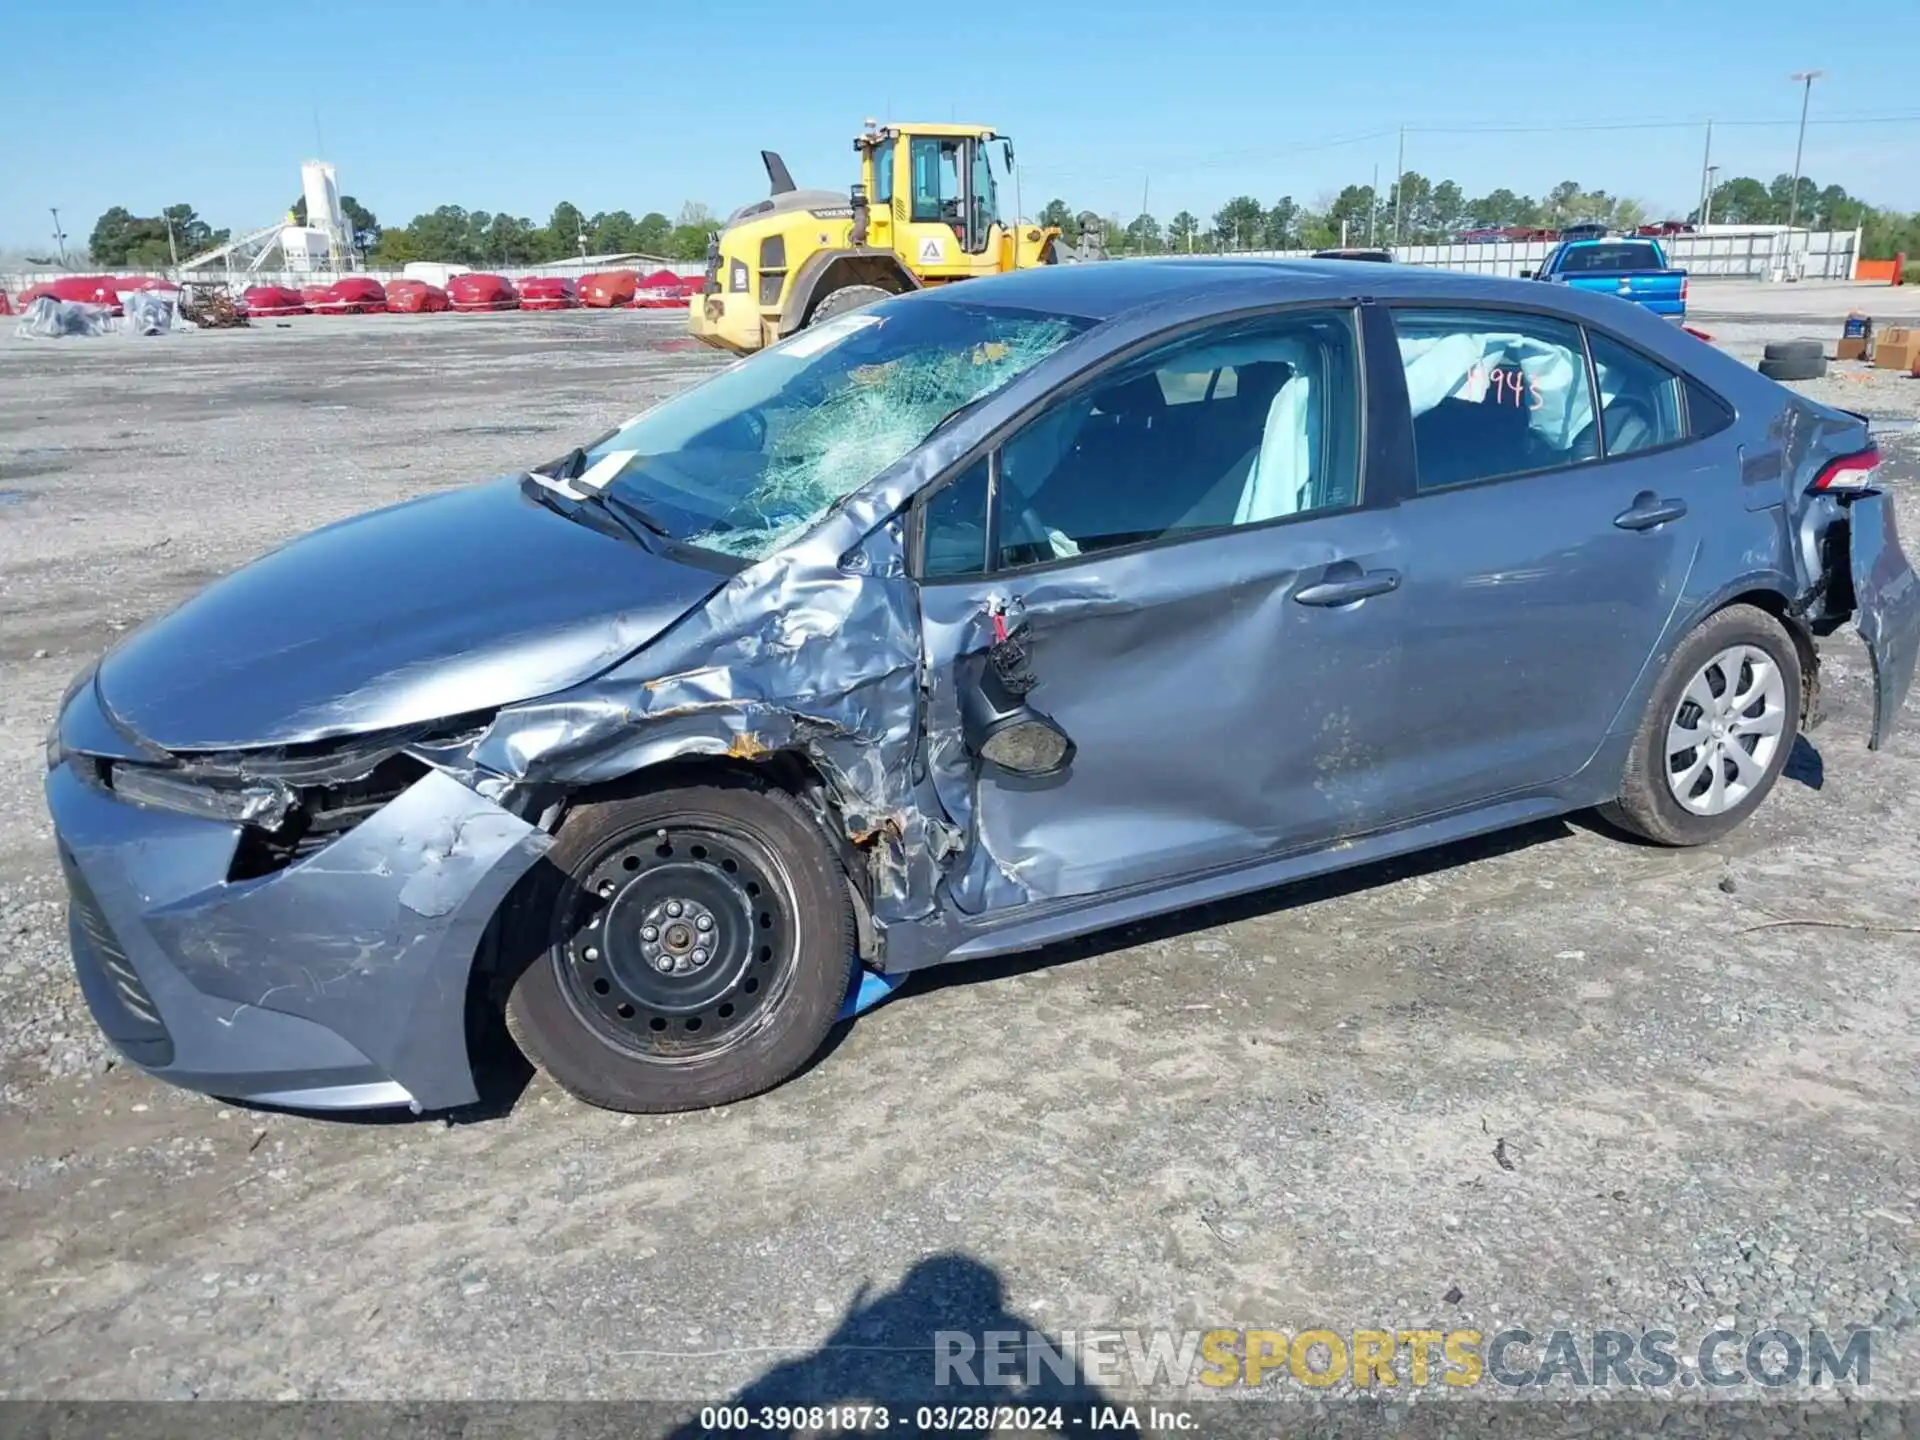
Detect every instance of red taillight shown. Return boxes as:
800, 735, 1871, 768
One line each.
1811, 446, 1881, 493
1681, 276, 1689, 303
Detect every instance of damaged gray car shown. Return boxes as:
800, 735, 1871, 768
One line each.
46, 261, 1920, 1114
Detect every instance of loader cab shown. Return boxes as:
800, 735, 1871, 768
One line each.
861, 124, 1008, 270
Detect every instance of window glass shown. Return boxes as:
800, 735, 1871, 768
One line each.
1556, 242, 1662, 274
1685, 377, 1735, 439
934, 310, 1360, 572
921, 457, 989, 579
1587, 331, 1685, 456
911, 138, 962, 225
970, 140, 1000, 237
872, 139, 894, 205
586, 302, 1092, 561
1393, 308, 1598, 492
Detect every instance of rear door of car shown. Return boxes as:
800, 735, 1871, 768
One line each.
910, 303, 1416, 915
1365, 302, 1745, 817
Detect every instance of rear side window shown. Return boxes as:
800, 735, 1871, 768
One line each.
1587, 331, 1685, 456
1685, 378, 1735, 439
1393, 308, 1598, 492
1558, 243, 1661, 273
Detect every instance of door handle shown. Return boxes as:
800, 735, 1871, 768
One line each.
1294, 568, 1401, 607
1614, 493, 1688, 531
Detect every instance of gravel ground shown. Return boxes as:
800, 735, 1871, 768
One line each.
1, 291, 1918, 1429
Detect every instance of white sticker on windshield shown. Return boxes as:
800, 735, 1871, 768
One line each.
777, 311, 882, 360
574, 448, 639, 493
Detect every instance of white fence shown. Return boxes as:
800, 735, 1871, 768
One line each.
3, 227, 1864, 299
1191, 227, 1862, 281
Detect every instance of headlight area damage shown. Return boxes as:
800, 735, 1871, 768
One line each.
51, 702, 552, 1111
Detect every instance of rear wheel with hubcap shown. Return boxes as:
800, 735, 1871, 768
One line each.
506, 778, 854, 1112
1601, 603, 1801, 846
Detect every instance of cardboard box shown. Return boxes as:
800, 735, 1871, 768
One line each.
1837, 337, 1870, 361
1872, 326, 1918, 370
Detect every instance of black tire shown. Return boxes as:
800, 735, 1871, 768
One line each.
505, 776, 854, 1113
1599, 603, 1802, 847
807, 284, 891, 326
1758, 353, 1826, 382
1763, 338, 1825, 363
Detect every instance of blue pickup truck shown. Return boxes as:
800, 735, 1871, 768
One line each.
1528, 236, 1688, 320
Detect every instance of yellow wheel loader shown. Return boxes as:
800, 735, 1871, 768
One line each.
689, 120, 1075, 354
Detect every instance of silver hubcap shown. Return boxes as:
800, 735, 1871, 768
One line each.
1666, 644, 1788, 816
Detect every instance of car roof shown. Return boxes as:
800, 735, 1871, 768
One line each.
909, 257, 1585, 322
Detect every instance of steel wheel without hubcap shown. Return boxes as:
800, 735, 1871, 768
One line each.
1665, 644, 1788, 816
556, 822, 797, 1062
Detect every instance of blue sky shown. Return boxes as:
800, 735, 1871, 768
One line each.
3, 0, 1917, 253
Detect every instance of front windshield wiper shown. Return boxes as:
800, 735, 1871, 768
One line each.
521, 470, 667, 548
597, 487, 672, 539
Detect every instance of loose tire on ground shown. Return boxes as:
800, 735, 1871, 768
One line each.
505, 775, 854, 1113
807, 284, 892, 327
1763, 339, 1825, 363
1599, 603, 1802, 847
1758, 353, 1827, 382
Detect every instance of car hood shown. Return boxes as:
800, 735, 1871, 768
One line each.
97, 477, 729, 751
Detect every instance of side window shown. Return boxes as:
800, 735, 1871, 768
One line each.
1685, 377, 1735, 439
871, 139, 894, 206
1587, 331, 1685, 456
918, 310, 1361, 575
920, 456, 989, 579
1393, 308, 1598, 492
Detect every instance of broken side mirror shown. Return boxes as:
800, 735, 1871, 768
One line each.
958, 627, 1075, 775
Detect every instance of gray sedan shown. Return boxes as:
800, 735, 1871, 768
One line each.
44, 260, 1920, 1114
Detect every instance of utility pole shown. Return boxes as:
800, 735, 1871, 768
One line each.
164, 212, 179, 267
1392, 126, 1406, 244
1368, 163, 1379, 244
49, 207, 67, 264
1697, 121, 1713, 222
1703, 165, 1720, 224
1787, 70, 1824, 232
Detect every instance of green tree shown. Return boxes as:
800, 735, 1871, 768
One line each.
1213, 195, 1265, 250
677, 201, 716, 229
1428, 181, 1466, 236
1038, 198, 1076, 241
635, 211, 672, 255
88, 204, 227, 266
1124, 212, 1162, 254
666, 224, 710, 261
1324, 185, 1378, 246
88, 207, 141, 265
589, 210, 639, 254
1467, 188, 1537, 227
1167, 210, 1199, 251
542, 201, 587, 260
1699, 176, 1773, 224
1262, 196, 1301, 249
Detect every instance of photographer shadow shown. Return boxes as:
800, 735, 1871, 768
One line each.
669, 1252, 1137, 1439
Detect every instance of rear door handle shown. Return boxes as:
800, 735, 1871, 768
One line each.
1614, 493, 1689, 531
1294, 568, 1401, 607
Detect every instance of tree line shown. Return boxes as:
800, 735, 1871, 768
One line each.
80, 169, 1920, 271
1051, 171, 1920, 259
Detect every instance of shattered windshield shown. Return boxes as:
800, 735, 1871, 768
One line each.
583, 301, 1093, 560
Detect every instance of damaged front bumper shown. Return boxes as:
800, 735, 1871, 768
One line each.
46, 723, 550, 1111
